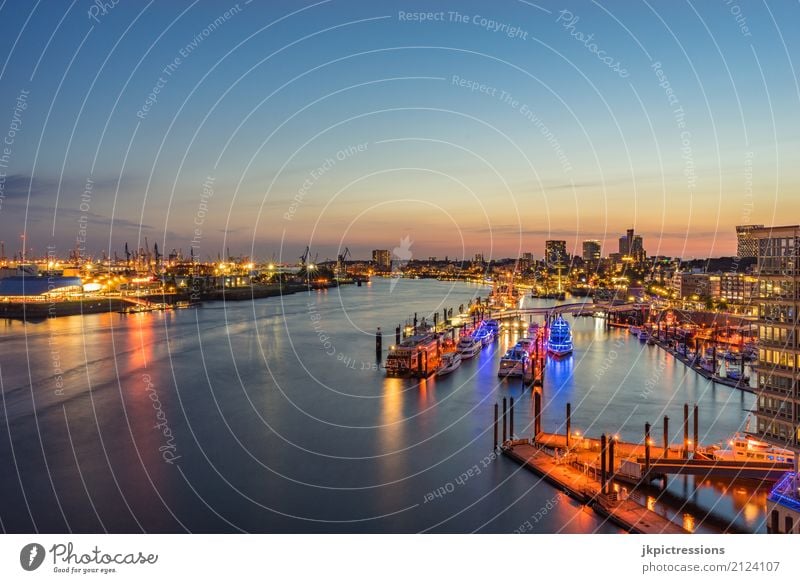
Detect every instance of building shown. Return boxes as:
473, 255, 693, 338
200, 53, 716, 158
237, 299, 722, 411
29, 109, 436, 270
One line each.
582, 240, 601, 262
372, 249, 391, 271
719, 272, 757, 303
670, 272, 719, 300
545, 240, 567, 267
737, 224, 765, 259
752, 225, 800, 450
518, 252, 534, 270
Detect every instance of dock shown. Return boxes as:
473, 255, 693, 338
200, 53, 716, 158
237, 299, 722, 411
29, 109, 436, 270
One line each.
503, 441, 688, 534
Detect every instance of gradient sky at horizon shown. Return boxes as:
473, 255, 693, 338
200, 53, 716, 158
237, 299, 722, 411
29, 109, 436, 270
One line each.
0, 0, 798, 263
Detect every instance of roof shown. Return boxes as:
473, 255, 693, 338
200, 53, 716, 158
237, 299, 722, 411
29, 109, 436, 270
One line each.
0, 276, 82, 296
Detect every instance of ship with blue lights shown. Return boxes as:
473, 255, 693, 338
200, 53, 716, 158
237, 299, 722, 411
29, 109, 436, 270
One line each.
546, 314, 573, 357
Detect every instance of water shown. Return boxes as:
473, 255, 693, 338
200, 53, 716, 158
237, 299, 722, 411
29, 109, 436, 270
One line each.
0, 279, 763, 533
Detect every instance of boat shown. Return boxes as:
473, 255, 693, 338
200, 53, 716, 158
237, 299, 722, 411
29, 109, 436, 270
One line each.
547, 315, 573, 357
484, 320, 500, 338
437, 351, 462, 376
385, 333, 441, 377
646, 336, 656, 346
457, 335, 481, 359
515, 337, 536, 355
498, 346, 530, 377
472, 325, 492, 347
629, 325, 641, 337
711, 432, 795, 465
725, 367, 749, 383
638, 331, 649, 342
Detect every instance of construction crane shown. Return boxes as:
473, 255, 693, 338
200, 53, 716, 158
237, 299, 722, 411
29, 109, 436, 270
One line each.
336, 247, 351, 279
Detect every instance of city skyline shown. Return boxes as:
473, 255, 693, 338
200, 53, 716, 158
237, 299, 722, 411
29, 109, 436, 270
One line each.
0, 1, 798, 260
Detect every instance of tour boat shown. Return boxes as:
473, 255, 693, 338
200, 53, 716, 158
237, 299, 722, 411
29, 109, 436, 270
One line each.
547, 315, 573, 357
457, 335, 481, 359
437, 351, 462, 376
385, 333, 441, 378
498, 346, 530, 377
712, 433, 795, 465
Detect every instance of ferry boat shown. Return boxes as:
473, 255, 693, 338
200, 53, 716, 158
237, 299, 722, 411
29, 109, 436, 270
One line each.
457, 335, 481, 359
498, 346, 530, 377
711, 433, 795, 465
437, 351, 462, 376
385, 333, 441, 378
547, 315, 573, 357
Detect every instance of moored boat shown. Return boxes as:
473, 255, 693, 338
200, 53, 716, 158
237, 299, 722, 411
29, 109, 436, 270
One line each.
547, 315, 573, 357
457, 335, 481, 359
498, 346, 530, 377
437, 351, 462, 376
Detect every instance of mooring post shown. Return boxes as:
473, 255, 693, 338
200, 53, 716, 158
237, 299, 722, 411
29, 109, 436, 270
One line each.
608, 436, 616, 481
693, 404, 699, 455
600, 433, 608, 495
502, 397, 507, 444
683, 403, 689, 459
510, 397, 515, 439
533, 387, 542, 438
663, 415, 670, 459
645, 422, 651, 475
566, 402, 572, 448
376, 327, 382, 361
493, 403, 498, 450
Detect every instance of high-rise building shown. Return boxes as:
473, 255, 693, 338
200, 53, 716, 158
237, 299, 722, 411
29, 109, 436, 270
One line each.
618, 235, 629, 255
737, 224, 765, 258
752, 225, 799, 449
545, 240, 567, 267
372, 249, 391, 270
582, 240, 601, 262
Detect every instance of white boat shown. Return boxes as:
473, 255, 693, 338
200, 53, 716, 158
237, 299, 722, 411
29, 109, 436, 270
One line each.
437, 351, 462, 376
638, 331, 649, 342
712, 432, 795, 465
629, 325, 642, 336
498, 346, 530, 377
457, 336, 481, 359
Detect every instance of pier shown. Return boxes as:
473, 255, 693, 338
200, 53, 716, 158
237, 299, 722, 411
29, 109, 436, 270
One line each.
497, 397, 790, 534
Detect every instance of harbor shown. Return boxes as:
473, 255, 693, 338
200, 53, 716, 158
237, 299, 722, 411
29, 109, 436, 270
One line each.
0, 277, 788, 534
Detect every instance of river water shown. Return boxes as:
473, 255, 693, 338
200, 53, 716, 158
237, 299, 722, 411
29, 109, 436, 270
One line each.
0, 278, 764, 533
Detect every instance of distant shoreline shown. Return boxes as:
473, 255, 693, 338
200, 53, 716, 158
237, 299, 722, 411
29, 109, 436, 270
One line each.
0, 282, 313, 321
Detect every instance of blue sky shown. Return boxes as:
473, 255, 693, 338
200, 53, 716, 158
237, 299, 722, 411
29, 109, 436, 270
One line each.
0, 0, 798, 262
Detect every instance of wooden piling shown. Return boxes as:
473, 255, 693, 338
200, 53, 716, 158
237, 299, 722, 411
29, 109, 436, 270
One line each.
693, 404, 699, 455
645, 422, 651, 474
510, 397, 515, 439
663, 415, 670, 459
502, 397, 507, 444
600, 434, 608, 494
566, 402, 571, 448
683, 403, 689, 459
493, 403, 498, 450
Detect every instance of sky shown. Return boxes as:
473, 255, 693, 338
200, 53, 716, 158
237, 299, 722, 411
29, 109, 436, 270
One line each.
0, 0, 798, 263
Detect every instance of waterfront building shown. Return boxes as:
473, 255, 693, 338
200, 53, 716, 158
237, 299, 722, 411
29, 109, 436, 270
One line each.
737, 224, 765, 259
372, 249, 391, 271
545, 240, 567, 267
719, 272, 757, 303
582, 240, 601, 262
752, 225, 800, 449
671, 272, 719, 300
